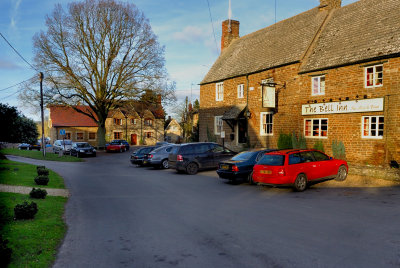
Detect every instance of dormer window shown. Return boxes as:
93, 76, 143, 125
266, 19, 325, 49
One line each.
216, 82, 224, 101
144, 119, 153, 126
130, 118, 137, 125
311, 75, 325, 96
114, 118, 122, 125
365, 65, 383, 88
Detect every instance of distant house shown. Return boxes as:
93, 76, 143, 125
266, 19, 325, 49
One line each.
165, 118, 183, 143
199, 0, 400, 166
48, 99, 165, 146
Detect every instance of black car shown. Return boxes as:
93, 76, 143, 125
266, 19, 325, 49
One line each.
70, 142, 96, 157
168, 142, 236, 175
130, 146, 158, 166
18, 142, 41, 151
217, 149, 277, 183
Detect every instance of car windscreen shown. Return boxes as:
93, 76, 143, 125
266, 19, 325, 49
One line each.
61, 141, 72, 145
257, 154, 285, 166
231, 151, 254, 161
142, 147, 153, 154
76, 143, 90, 148
110, 141, 120, 145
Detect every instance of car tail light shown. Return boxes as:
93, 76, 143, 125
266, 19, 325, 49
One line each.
149, 154, 153, 159
277, 168, 286, 176
232, 165, 239, 172
177, 155, 183, 162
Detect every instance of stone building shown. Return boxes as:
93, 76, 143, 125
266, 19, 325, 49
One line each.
48, 100, 165, 146
165, 118, 183, 143
199, 0, 400, 166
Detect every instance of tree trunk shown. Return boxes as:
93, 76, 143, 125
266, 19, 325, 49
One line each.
97, 122, 106, 149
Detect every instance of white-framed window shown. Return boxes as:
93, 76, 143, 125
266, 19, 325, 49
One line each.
214, 116, 223, 135
130, 118, 137, 125
76, 132, 84, 140
304, 118, 328, 138
311, 75, 325, 96
365, 64, 383, 88
144, 119, 153, 126
237, 84, 244, 98
216, 82, 224, 101
260, 112, 273, 136
362, 116, 384, 139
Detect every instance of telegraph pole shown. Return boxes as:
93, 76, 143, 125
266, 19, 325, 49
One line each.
39, 72, 46, 157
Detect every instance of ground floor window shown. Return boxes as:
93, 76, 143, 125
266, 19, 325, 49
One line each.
145, 132, 153, 138
76, 132, 84, 140
304, 118, 328, 138
88, 132, 96, 140
214, 116, 223, 135
260, 112, 273, 135
114, 132, 122, 139
65, 132, 71, 140
362, 116, 384, 138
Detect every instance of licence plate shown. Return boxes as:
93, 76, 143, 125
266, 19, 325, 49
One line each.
260, 170, 272, 174
220, 164, 229, 170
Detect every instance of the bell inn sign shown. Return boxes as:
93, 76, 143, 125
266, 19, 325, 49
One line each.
302, 98, 384, 115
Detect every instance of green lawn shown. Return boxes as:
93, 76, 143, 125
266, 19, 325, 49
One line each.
1, 148, 82, 162
0, 159, 65, 189
0, 192, 67, 268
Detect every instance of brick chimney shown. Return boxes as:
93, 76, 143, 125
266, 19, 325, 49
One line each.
319, 0, 341, 10
221, 19, 239, 53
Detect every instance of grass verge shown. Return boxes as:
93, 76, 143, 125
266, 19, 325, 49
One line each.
0, 192, 67, 268
0, 148, 82, 162
0, 159, 65, 189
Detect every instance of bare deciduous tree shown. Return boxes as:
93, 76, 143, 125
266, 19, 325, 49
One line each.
23, 0, 174, 147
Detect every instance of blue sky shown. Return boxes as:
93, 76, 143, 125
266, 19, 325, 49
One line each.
0, 0, 358, 119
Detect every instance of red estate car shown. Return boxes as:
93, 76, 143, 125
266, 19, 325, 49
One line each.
106, 140, 127, 153
252, 149, 348, 192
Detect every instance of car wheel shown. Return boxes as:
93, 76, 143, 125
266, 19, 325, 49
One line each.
293, 174, 307, 192
335, 165, 347, 181
186, 162, 198, 175
161, 159, 169, 169
119, 148, 123, 153
93, 153, 96, 157
248, 172, 255, 185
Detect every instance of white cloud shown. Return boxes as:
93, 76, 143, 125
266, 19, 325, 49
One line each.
10, 0, 22, 29
172, 25, 207, 43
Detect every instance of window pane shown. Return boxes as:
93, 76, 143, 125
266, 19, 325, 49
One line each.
320, 76, 325, 94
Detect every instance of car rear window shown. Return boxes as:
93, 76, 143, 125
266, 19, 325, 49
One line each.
232, 151, 254, 161
171, 146, 180, 155
257, 154, 285, 166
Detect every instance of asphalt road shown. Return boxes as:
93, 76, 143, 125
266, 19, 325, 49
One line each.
8, 152, 400, 267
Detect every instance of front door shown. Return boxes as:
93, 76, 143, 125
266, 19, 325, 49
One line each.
131, 134, 137, 145
238, 118, 247, 144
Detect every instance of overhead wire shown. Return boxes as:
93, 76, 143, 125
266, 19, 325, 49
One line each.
206, 0, 219, 55
0, 76, 36, 92
0, 32, 39, 72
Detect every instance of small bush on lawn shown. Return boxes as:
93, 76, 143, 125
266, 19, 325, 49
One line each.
29, 188, 48, 199
36, 165, 46, 171
14, 201, 38, 220
37, 167, 49, 176
0, 235, 12, 267
34, 175, 49, 185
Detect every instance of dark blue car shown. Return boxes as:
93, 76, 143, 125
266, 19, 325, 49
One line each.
217, 149, 277, 183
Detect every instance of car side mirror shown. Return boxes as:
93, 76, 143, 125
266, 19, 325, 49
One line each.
329, 157, 333, 160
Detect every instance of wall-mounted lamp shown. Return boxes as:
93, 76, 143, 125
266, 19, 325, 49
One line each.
246, 110, 251, 118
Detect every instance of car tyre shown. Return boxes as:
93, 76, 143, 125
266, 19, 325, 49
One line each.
186, 162, 198, 175
119, 148, 123, 153
161, 159, 169, 169
335, 165, 347, 181
294, 173, 307, 192
248, 172, 255, 185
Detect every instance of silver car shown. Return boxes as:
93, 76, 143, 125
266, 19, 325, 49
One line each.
53, 139, 72, 154
148, 145, 177, 169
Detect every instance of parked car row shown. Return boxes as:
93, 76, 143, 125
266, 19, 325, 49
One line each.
131, 142, 348, 192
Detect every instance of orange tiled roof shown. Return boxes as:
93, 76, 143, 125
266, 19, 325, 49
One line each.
49, 106, 98, 127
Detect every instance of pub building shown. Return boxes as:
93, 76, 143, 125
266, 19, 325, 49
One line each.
199, 0, 400, 166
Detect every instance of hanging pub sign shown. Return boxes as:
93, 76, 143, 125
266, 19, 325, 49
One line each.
262, 85, 276, 108
302, 98, 384, 115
